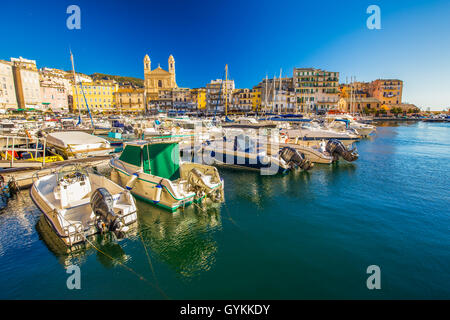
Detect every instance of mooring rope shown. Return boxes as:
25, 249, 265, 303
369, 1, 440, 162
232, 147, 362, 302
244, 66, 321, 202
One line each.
138, 227, 166, 298
57, 212, 169, 299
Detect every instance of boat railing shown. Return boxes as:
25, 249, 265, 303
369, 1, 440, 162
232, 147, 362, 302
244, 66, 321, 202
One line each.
0, 134, 48, 168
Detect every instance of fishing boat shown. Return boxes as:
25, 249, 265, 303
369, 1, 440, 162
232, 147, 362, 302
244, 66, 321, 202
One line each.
110, 140, 224, 212
46, 131, 114, 159
201, 133, 312, 173
30, 165, 138, 246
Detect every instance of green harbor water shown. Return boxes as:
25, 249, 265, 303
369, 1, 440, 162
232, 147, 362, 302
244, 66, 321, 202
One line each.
0, 121, 449, 299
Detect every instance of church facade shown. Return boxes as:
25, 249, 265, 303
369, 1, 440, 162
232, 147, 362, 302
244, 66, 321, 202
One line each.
144, 54, 177, 102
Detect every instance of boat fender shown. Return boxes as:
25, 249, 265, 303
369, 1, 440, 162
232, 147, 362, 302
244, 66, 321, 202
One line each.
154, 182, 163, 203
125, 172, 140, 190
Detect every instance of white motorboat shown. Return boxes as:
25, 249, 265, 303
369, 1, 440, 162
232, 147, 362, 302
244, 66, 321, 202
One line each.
201, 133, 312, 173
326, 115, 376, 137
283, 122, 360, 147
46, 131, 114, 159
30, 165, 138, 246
283, 139, 359, 163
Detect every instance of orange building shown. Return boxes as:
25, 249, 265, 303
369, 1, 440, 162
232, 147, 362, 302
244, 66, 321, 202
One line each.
370, 79, 403, 105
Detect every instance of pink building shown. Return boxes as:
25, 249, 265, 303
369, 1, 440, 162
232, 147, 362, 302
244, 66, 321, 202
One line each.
40, 81, 68, 112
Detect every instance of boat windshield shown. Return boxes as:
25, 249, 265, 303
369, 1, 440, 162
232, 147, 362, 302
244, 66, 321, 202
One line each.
234, 135, 258, 153
56, 165, 89, 181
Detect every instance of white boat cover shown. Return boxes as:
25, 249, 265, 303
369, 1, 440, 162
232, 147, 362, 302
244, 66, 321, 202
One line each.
46, 131, 108, 148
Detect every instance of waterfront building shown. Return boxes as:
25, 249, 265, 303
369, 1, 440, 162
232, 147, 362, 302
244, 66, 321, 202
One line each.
251, 87, 261, 112
338, 97, 381, 113
230, 88, 252, 113
259, 77, 295, 113
40, 81, 68, 112
11, 57, 41, 109
155, 89, 174, 110
144, 54, 177, 107
152, 87, 193, 111
370, 79, 403, 105
293, 68, 340, 113
206, 79, 235, 112
190, 88, 207, 110
340, 82, 371, 99
72, 80, 118, 113
0, 60, 18, 110
39, 67, 72, 112
115, 86, 145, 113
172, 87, 194, 110
40, 67, 72, 91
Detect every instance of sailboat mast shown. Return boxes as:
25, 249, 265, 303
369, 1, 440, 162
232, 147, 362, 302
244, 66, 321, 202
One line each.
350, 76, 353, 114
71, 51, 95, 129
271, 74, 276, 113
70, 51, 81, 120
264, 74, 268, 114
224, 64, 228, 116
278, 68, 282, 114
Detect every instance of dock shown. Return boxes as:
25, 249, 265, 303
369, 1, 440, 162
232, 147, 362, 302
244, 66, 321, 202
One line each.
0, 155, 112, 189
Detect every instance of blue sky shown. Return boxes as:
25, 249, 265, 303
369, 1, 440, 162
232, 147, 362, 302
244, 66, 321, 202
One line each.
1, 0, 449, 110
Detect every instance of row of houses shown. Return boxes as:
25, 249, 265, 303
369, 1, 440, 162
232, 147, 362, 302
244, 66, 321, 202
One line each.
0, 57, 93, 113
0, 55, 415, 114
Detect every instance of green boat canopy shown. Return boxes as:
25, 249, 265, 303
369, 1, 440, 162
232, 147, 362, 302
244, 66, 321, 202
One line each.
119, 142, 181, 181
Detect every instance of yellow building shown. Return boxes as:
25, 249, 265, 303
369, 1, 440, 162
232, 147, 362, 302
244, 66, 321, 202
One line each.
72, 80, 118, 113
338, 97, 381, 113
251, 88, 261, 111
115, 86, 145, 113
190, 88, 206, 110
370, 79, 403, 105
339, 82, 370, 99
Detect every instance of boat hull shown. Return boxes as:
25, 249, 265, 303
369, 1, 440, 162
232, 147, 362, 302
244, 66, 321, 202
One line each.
201, 147, 289, 174
30, 173, 137, 246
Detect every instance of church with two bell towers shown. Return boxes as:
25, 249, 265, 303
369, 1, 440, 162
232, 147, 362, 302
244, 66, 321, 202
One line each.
144, 54, 177, 100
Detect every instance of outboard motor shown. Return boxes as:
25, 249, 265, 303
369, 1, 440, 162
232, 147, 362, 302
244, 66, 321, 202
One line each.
91, 188, 121, 233
325, 139, 359, 162
279, 147, 313, 171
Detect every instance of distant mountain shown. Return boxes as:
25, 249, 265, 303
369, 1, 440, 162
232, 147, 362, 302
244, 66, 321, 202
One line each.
89, 73, 144, 88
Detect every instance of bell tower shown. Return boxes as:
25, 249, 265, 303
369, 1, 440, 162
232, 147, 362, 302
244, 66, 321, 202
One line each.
144, 54, 151, 72
168, 55, 176, 87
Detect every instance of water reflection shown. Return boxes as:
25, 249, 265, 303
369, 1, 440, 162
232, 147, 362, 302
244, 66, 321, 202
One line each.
136, 200, 221, 279
35, 214, 137, 268
221, 162, 358, 207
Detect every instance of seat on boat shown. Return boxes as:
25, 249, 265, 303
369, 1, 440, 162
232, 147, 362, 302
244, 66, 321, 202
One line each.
54, 178, 92, 209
